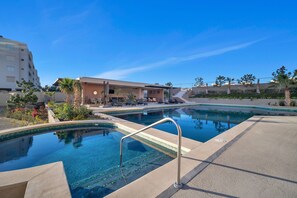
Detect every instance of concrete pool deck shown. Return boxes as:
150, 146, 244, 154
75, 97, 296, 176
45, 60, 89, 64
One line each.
171, 116, 297, 198
107, 116, 297, 198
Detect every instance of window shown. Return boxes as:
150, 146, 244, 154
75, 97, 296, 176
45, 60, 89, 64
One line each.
7, 66, 15, 72
6, 76, 16, 82
29, 72, 31, 76
21, 68, 24, 70
21, 48, 24, 51
28, 64, 31, 69
109, 89, 115, 94
21, 58, 24, 61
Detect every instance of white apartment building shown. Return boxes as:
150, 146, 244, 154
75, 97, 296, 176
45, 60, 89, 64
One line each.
0, 36, 40, 91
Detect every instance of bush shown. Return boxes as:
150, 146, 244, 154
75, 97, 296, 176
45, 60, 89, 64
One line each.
6, 108, 47, 124
279, 101, 285, 106
290, 101, 296, 107
53, 103, 93, 121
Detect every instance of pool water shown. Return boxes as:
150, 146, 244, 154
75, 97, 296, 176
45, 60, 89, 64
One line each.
113, 107, 258, 142
0, 127, 172, 197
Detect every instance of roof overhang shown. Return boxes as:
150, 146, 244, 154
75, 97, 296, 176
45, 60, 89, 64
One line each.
78, 77, 147, 88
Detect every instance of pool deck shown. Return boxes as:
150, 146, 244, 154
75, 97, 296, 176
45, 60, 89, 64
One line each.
171, 115, 297, 198
108, 116, 297, 198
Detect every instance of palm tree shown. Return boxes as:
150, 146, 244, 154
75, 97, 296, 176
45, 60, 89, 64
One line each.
272, 66, 297, 106
226, 77, 234, 95
114, 87, 122, 102
59, 78, 74, 103
165, 82, 173, 100
73, 80, 82, 107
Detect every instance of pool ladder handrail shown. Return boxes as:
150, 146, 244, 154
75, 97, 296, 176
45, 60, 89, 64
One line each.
119, 117, 183, 189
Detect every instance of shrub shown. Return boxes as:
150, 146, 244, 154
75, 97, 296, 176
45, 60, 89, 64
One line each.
290, 101, 296, 107
279, 100, 285, 106
6, 108, 47, 124
47, 101, 55, 108
53, 103, 93, 121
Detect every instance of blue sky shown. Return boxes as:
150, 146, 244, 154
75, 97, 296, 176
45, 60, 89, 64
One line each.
1, 0, 296, 87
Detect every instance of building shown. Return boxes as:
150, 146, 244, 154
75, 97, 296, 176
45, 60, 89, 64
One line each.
0, 36, 40, 91
54, 77, 171, 104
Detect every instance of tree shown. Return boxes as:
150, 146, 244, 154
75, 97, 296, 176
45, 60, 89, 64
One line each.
114, 87, 122, 102
214, 75, 226, 87
272, 66, 297, 106
194, 77, 204, 87
165, 82, 173, 100
238, 74, 256, 86
59, 78, 74, 103
7, 80, 38, 109
226, 77, 234, 94
165, 82, 173, 87
73, 80, 82, 107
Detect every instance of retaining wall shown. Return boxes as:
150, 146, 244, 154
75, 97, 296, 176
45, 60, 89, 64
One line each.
187, 98, 297, 106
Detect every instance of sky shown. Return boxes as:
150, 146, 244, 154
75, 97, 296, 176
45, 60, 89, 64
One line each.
1, 0, 297, 87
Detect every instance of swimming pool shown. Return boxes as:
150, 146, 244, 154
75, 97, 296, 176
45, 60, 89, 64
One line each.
112, 106, 297, 142
0, 125, 172, 197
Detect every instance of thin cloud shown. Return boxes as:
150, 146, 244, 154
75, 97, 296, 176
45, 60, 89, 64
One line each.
51, 36, 65, 46
59, 9, 90, 24
95, 39, 263, 79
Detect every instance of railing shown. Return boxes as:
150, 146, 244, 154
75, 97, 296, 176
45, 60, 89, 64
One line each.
119, 117, 183, 188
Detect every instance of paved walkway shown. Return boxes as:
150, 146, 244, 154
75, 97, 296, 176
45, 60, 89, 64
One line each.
0, 108, 24, 130
173, 90, 190, 103
172, 116, 297, 198
0, 117, 24, 131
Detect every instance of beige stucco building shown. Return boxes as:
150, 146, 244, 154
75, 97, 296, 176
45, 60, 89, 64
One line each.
78, 77, 170, 104
0, 36, 40, 91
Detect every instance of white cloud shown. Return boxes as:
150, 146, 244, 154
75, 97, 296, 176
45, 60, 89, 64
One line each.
95, 39, 263, 79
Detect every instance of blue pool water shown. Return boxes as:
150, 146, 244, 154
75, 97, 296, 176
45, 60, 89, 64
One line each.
0, 127, 172, 197
113, 106, 282, 142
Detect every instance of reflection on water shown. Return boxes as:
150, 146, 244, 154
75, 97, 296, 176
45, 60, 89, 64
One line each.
115, 107, 254, 142
55, 128, 111, 148
0, 136, 33, 163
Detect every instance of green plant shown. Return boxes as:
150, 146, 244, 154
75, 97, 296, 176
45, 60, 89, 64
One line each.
6, 108, 47, 124
59, 78, 74, 103
7, 80, 38, 109
272, 66, 297, 106
290, 101, 296, 107
279, 100, 285, 106
53, 103, 93, 121
214, 75, 226, 87
47, 101, 55, 108
194, 77, 204, 87
237, 74, 256, 86
127, 92, 136, 102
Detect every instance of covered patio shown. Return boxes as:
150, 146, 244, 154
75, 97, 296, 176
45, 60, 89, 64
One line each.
78, 77, 170, 106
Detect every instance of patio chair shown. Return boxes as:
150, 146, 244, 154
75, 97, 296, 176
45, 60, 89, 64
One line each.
111, 99, 123, 107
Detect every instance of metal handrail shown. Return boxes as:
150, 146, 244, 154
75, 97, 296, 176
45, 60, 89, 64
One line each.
119, 117, 183, 188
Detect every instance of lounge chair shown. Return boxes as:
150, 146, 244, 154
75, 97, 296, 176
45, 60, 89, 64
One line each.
111, 99, 123, 107
137, 99, 148, 105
